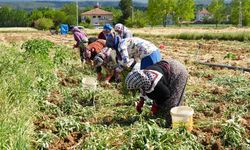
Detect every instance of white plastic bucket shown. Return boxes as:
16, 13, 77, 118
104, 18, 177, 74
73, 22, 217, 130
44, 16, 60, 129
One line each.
170, 106, 194, 131
82, 77, 97, 90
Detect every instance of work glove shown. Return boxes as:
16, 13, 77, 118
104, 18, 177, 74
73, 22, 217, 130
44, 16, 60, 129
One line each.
151, 103, 158, 115
135, 98, 145, 113
105, 75, 112, 82
97, 72, 103, 81
73, 44, 77, 49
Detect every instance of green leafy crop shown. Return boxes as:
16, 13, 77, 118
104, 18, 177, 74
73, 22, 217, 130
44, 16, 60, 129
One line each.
21, 39, 54, 56
221, 118, 246, 148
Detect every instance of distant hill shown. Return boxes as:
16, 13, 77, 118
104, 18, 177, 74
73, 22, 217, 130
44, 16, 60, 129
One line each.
195, 0, 232, 5
0, 0, 232, 10
0, 0, 147, 10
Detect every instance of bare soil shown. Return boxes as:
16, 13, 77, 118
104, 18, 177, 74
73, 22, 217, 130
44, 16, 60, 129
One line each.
1, 31, 249, 149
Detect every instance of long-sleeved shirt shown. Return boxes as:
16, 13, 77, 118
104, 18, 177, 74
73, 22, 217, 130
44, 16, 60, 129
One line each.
96, 48, 117, 81
98, 31, 106, 40
117, 37, 159, 69
72, 27, 88, 47
99, 48, 117, 69
85, 39, 106, 60
141, 60, 188, 108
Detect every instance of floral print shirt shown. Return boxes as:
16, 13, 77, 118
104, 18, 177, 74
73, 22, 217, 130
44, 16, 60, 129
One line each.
118, 37, 159, 68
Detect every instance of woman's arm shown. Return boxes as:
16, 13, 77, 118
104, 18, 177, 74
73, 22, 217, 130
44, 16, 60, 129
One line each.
154, 81, 171, 105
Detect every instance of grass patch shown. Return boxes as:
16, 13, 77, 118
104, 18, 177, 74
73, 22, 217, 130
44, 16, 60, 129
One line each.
0, 42, 57, 149
1, 34, 249, 149
135, 32, 250, 42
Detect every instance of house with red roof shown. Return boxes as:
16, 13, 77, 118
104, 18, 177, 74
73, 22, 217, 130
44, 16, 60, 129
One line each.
81, 3, 113, 27
196, 8, 210, 22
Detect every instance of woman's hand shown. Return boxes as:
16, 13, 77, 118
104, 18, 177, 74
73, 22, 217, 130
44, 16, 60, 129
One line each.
73, 44, 77, 49
135, 98, 145, 113
97, 72, 103, 81
150, 103, 158, 115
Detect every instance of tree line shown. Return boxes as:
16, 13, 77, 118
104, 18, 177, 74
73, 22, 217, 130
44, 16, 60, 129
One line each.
0, 4, 78, 29
147, 0, 250, 27
0, 0, 249, 29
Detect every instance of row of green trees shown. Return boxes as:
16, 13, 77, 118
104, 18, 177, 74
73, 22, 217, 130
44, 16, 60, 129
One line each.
0, 4, 78, 29
0, 7, 29, 27
147, 0, 195, 26
209, 0, 250, 26
0, 3, 124, 29
146, 0, 250, 26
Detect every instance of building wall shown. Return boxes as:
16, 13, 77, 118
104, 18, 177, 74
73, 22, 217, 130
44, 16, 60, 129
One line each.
81, 15, 113, 26
196, 13, 209, 21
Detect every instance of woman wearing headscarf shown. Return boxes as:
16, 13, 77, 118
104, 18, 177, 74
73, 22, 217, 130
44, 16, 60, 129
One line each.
84, 39, 106, 61
125, 59, 188, 127
71, 26, 88, 63
106, 37, 161, 81
114, 23, 133, 39
93, 47, 117, 83
83, 39, 107, 81
113, 37, 161, 71
98, 24, 113, 40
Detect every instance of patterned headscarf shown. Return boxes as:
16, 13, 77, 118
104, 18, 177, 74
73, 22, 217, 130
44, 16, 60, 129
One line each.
115, 23, 130, 35
114, 23, 123, 32
72, 26, 87, 37
125, 70, 163, 91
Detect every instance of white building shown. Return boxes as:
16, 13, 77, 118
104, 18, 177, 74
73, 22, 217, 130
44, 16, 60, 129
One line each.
196, 8, 210, 22
81, 4, 113, 27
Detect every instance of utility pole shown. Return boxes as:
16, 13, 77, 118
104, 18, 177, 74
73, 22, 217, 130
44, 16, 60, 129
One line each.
76, 0, 79, 26
130, 6, 134, 23
239, 0, 242, 27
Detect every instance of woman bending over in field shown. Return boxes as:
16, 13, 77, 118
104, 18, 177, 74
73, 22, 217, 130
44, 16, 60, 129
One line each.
106, 36, 162, 81
125, 59, 188, 127
93, 47, 117, 84
71, 26, 88, 63
114, 23, 133, 39
98, 24, 113, 40
84, 39, 106, 61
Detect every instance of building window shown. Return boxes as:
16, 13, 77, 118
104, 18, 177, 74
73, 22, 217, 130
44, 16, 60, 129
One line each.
93, 16, 96, 18
98, 16, 101, 18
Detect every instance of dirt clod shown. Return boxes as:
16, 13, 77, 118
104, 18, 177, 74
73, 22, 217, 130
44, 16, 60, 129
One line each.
64, 135, 74, 143
211, 86, 226, 95
202, 134, 212, 146
45, 90, 63, 105
214, 106, 221, 114
203, 111, 214, 117
102, 116, 113, 126
212, 138, 224, 150
60, 77, 80, 87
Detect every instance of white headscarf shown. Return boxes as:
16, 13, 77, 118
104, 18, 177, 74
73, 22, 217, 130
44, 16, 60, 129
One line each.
114, 23, 124, 32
